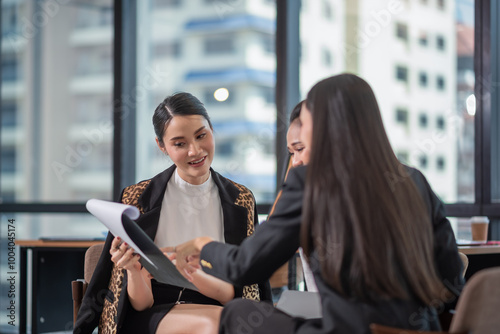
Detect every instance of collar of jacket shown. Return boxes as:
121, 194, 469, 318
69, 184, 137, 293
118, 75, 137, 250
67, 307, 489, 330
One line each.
134, 164, 248, 245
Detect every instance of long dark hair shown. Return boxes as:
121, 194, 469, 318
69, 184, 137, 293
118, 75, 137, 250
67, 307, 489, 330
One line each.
301, 73, 446, 305
153, 92, 213, 145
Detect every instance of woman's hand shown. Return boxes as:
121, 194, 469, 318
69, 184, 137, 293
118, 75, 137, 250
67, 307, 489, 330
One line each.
110, 237, 141, 272
162, 236, 214, 280
163, 248, 234, 304
110, 237, 153, 310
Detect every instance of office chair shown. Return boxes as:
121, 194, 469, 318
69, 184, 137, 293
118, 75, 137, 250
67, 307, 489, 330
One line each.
71, 243, 104, 324
449, 267, 500, 334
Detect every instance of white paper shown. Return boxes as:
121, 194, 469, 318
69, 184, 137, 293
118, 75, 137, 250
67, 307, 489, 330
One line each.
86, 198, 198, 290
86, 199, 152, 265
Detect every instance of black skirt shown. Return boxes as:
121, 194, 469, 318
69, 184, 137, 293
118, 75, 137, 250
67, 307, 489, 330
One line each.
120, 279, 222, 334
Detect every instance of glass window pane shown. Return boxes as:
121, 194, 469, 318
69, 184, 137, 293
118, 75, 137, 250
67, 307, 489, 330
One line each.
299, 0, 474, 203
135, 1, 277, 203
0, 1, 114, 203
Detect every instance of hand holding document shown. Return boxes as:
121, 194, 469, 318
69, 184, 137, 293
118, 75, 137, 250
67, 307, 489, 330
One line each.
86, 199, 198, 291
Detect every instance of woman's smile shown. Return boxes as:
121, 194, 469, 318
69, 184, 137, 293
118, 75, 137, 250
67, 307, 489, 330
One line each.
188, 156, 207, 167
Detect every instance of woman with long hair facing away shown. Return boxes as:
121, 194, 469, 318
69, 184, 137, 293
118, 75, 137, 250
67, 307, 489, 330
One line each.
74, 92, 270, 334
173, 74, 463, 333
299, 73, 455, 332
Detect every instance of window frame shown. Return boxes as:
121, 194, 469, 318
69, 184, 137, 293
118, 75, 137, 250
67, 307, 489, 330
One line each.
445, 0, 495, 217
0, 0, 499, 231
419, 71, 428, 87
436, 34, 446, 50
395, 65, 409, 83
395, 108, 409, 125
419, 113, 429, 128
203, 33, 236, 55
396, 22, 409, 42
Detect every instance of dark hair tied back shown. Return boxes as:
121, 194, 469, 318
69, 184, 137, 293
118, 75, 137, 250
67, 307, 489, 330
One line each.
153, 92, 212, 144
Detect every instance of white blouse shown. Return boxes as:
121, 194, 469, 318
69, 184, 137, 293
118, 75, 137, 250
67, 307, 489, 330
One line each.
154, 169, 224, 248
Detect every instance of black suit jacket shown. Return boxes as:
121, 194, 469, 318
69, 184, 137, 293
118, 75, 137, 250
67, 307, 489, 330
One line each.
74, 165, 270, 334
200, 165, 464, 333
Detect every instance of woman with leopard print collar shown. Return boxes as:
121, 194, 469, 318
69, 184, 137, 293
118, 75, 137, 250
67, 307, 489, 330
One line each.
74, 92, 271, 334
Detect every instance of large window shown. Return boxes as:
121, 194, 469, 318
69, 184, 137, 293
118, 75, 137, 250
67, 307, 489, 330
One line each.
0, 1, 498, 242
0, 1, 113, 207
1, 2, 113, 330
134, 1, 277, 203
300, 0, 475, 207
1, 1, 499, 331
298, 0, 500, 240
0, 3, 498, 240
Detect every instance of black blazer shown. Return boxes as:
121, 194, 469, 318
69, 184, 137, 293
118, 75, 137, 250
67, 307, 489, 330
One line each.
74, 165, 271, 334
200, 165, 464, 333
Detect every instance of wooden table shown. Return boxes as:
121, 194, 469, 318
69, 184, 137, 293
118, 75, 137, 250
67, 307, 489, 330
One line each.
458, 244, 500, 280
458, 245, 500, 255
16, 239, 104, 249
16, 240, 104, 334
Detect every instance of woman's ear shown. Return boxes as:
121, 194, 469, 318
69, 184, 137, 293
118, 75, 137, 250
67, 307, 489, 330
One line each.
155, 137, 168, 155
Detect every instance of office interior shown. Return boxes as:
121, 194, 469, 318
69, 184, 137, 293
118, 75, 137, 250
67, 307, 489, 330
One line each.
1, 0, 500, 333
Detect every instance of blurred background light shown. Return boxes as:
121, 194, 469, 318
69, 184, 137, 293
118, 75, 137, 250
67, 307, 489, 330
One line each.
214, 88, 229, 102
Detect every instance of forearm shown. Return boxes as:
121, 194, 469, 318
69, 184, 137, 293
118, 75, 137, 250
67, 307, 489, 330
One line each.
127, 269, 154, 311
191, 269, 235, 304
200, 222, 300, 286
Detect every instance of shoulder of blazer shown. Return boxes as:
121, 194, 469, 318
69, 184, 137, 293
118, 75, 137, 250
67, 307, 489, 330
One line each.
211, 170, 255, 206
120, 165, 177, 212
228, 179, 257, 237
212, 170, 257, 237
121, 179, 152, 213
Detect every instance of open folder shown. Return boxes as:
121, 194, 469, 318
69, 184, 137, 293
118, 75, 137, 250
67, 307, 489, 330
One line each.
86, 198, 198, 291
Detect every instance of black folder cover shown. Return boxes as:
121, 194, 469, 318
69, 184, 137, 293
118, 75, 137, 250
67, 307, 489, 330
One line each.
121, 213, 198, 291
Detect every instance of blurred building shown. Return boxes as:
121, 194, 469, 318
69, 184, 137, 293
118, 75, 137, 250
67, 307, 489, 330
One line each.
352, 0, 457, 202
0, 0, 468, 212
135, 0, 278, 202
1, 1, 113, 205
